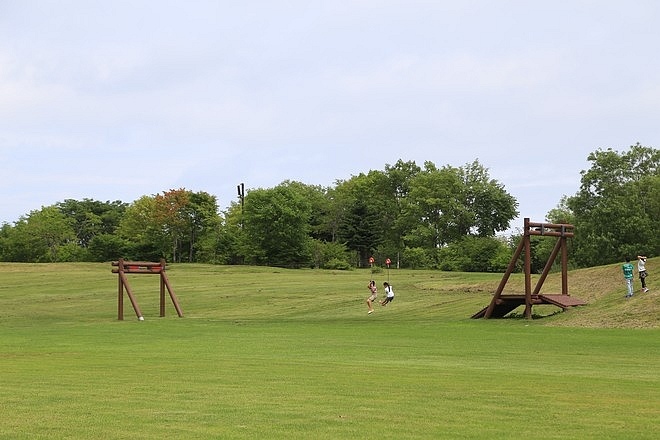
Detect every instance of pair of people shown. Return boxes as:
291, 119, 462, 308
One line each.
366, 281, 394, 314
622, 255, 649, 298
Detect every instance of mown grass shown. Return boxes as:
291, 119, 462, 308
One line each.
0, 262, 658, 439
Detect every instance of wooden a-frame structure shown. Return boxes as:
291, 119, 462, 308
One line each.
472, 218, 586, 319
112, 258, 183, 321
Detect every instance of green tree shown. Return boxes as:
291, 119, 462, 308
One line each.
214, 202, 246, 265
457, 160, 518, 236
56, 198, 128, 261
546, 196, 576, 225
2, 206, 76, 262
153, 189, 192, 262
119, 189, 221, 263
567, 143, 659, 266
437, 235, 511, 272
404, 162, 467, 249
399, 160, 517, 269
87, 234, 132, 262
383, 160, 422, 267
308, 239, 350, 269
334, 171, 392, 266
401, 246, 430, 269
241, 182, 312, 267
0, 223, 11, 260
280, 181, 333, 242
118, 196, 166, 261
184, 191, 221, 262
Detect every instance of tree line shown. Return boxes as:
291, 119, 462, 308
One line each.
1, 145, 657, 271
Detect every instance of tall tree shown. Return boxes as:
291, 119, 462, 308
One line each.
334, 171, 393, 266
118, 195, 166, 261
384, 160, 422, 265
1, 206, 76, 262
400, 160, 517, 269
457, 160, 518, 236
214, 202, 246, 265
279, 181, 333, 242
56, 199, 127, 248
567, 143, 659, 266
119, 189, 221, 263
153, 189, 191, 262
241, 182, 312, 267
404, 162, 467, 249
56, 199, 128, 261
185, 191, 221, 262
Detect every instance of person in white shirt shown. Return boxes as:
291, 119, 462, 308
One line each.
380, 282, 395, 306
637, 255, 649, 292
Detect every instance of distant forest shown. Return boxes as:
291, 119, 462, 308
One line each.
1, 144, 657, 271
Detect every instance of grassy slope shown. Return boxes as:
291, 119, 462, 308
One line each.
0, 262, 658, 439
541, 260, 659, 328
0, 259, 656, 327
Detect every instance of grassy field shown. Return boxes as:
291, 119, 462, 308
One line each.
0, 262, 658, 439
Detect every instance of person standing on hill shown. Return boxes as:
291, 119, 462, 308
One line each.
622, 257, 635, 298
637, 255, 649, 292
366, 280, 378, 314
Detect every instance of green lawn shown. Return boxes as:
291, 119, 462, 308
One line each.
0, 263, 658, 439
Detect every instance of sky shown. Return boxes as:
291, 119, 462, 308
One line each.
1, 1, 659, 231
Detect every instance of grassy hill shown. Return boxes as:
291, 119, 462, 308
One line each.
0, 261, 658, 439
537, 259, 658, 328
0, 259, 657, 327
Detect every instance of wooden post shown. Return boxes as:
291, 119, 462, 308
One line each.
118, 259, 124, 320
484, 236, 525, 318
532, 238, 562, 295
159, 259, 166, 317
120, 270, 144, 320
561, 232, 569, 295
162, 270, 184, 317
523, 218, 533, 319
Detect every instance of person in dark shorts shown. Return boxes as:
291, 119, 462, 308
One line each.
380, 282, 394, 306
637, 255, 649, 292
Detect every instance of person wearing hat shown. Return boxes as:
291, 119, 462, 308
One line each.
637, 255, 649, 292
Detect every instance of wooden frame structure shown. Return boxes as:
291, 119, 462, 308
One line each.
112, 258, 183, 321
472, 218, 586, 319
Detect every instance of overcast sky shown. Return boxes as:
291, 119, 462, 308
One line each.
1, 1, 658, 230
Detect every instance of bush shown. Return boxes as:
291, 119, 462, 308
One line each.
437, 236, 512, 272
309, 239, 351, 269
324, 258, 352, 270
402, 247, 431, 269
